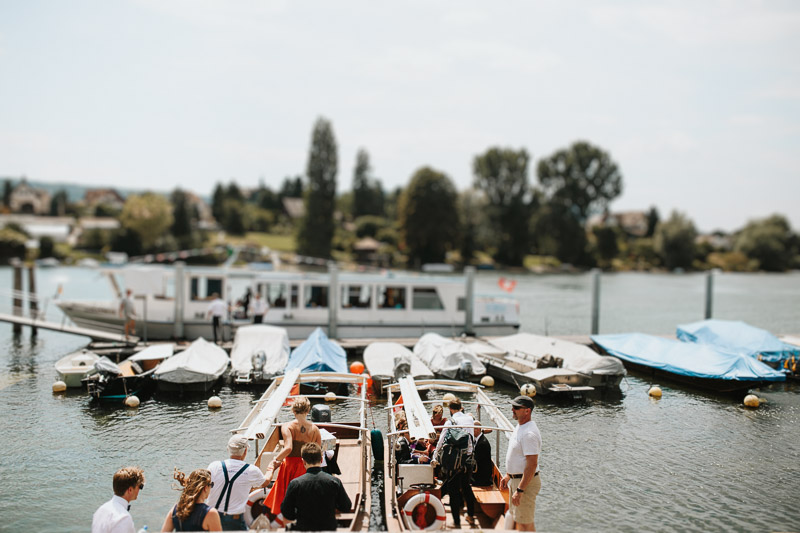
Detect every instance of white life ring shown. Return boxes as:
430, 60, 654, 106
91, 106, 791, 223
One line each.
402, 492, 446, 530
244, 487, 269, 527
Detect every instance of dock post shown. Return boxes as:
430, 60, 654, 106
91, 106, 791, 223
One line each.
704, 270, 714, 319
11, 258, 23, 335
27, 264, 37, 336
173, 261, 185, 339
328, 262, 338, 339
591, 268, 600, 335
464, 266, 475, 336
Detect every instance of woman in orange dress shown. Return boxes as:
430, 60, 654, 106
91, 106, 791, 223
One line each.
265, 396, 321, 517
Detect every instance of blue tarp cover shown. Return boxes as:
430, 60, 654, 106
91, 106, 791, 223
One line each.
676, 319, 799, 364
592, 333, 786, 382
285, 328, 347, 374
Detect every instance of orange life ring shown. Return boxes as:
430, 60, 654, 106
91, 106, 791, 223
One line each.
402, 492, 446, 530
244, 487, 269, 527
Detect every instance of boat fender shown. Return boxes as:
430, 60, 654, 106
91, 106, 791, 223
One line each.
244, 487, 269, 527
402, 492, 446, 530
370, 429, 384, 461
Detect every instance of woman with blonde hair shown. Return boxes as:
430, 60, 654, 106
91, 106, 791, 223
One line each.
264, 395, 322, 518
161, 469, 222, 531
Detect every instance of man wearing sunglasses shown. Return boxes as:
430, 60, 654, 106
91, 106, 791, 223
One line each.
499, 396, 542, 531
92, 466, 145, 533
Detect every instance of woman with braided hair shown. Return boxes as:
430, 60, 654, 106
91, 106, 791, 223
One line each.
161, 469, 222, 531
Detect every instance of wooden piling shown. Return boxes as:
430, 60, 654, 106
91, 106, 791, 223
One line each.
27, 264, 37, 336
11, 259, 22, 334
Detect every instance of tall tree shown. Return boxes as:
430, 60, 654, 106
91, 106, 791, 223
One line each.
399, 167, 459, 267
170, 188, 194, 247
352, 149, 385, 218
50, 189, 68, 216
473, 147, 532, 266
119, 193, 174, 251
211, 183, 225, 222
531, 204, 591, 266
654, 210, 697, 270
734, 214, 795, 271
646, 206, 660, 238
297, 117, 338, 258
537, 141, 623, 224
279, 176, 304, 198
2, 179, 11, 207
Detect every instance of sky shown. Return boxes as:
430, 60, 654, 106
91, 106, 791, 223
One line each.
1, 0, 799, 233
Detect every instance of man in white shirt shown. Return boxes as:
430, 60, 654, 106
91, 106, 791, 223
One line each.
432, 397, 477, 528
92, 466, 145, 533
499, 395, 542, 531
206, 293, 228, 344
207, 434, 270, 530
249, 292, 269, 324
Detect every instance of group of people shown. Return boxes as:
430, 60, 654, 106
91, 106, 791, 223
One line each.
92, 396, 351, 533
206, 290, 270, 344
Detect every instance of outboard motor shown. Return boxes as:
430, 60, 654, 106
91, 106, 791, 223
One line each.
457, 360, 473, 381
311, 403, 331, 423
393, 354, 411, 381
251, 350, 267, 373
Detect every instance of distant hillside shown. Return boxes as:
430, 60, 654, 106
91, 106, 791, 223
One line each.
0, 177, 208, 203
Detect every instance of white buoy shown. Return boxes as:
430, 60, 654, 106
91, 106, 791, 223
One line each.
743, 394, 760, 408
480, 375, 495, 387
648, 385, 662, 398
442, 393, 457, 406
520, 383, 537, 397
52, 381, 67, 393
325, 391, 336, 402
208, 396, 222, 409
125, 395, 140, 408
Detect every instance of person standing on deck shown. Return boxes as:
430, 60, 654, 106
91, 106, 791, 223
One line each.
249, 292, 269, 324
471, 420, 494, 487
92, 466, 145, 533
207, 435, 269, 531
206, 293, 227, 345
119, 289, 136, 340
432, 397, 477, 528
499, 395, 542, 531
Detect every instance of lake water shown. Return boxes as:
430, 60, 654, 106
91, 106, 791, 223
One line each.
1, 267, 799, 532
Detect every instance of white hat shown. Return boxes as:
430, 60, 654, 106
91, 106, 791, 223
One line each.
228, 434, 249, 455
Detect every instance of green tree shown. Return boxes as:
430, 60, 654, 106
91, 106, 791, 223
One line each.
2, 179, 11, 207
279, 176, 304, 199
457, 189, 490, 266
399, 167, 459, 267
734, 214, 796, 271
352, 149, 385, 218
592, 225, 619, 263
0, 226, 26, 261
297, 117, 338, 258
170, 188, 194, 248
473, 147, 532, 266
531, 204, 591, 266
646, 206, 660, 238
39, 236, 55, 258
119, 193, 174, 251
255, 180, 280, 210
654, 211, 697, 270
211, 183, 225, 222
537, 141, 623, 224
50, 189, 68, 216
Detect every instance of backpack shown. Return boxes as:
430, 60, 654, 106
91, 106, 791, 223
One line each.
437, 426, 473, 477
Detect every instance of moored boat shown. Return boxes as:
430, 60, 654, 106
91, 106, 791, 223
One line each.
83, 343, 174, 401
363, 342, 434, 396
230, 324, 290, 385
413, 333, 486, 381
152, 337, 229, 393
592, 332, 786, 393
54, 349, 100, 387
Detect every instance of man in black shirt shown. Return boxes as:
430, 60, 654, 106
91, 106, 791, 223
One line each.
280, 442, 352, 531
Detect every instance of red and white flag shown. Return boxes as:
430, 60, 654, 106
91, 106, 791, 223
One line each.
498, 277, 517, 293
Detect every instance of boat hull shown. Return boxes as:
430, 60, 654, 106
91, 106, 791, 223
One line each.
57, 370, 94, 388
85, 373, 154, 401
614, 358, 773, 394
154, 375, 223, 393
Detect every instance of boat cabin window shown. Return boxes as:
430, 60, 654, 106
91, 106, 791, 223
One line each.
378, 286, 406, 309
412, 287, 444, 310
305, 285, 328, 308
291, 284, 299, 308
190, 277, 223, 301
259, 282, 288, 308
341, 285, 371, 309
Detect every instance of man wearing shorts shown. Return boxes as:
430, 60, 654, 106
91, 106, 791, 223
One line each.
499, 395, 542, 531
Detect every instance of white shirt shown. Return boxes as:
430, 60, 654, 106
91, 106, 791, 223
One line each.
207, 458, 267, 515
434, 410, 475, 458
249, 298, 268, 316
92, 495, 134, 533
505, 420, 542, 475
207, 298, 227, 318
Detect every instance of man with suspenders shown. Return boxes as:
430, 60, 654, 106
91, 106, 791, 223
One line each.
207, 435, 270, 530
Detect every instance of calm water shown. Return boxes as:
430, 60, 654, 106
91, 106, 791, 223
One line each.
1, 267, 799, 532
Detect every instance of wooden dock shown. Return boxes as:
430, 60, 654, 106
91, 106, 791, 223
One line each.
0, 312, 138, 345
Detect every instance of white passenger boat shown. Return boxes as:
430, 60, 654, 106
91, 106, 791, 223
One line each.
384, 377, 513, 531
231, 369, 372, 530
54, 349, 100, 387
413, 333, 487, 381
152, 337, 229, 392
363, 342, 434, 396
55, 264, 519, 341
230, 324, 290, 385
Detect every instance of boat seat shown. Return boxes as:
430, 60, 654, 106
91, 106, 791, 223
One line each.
472, 486, 506, 505
396, 464, 434, 491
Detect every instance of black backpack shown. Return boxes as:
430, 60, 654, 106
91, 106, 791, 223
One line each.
437, 426, 473, 477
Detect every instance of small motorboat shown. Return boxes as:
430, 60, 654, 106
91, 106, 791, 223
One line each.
363, 341, 434, 396
54, 349, 100, 387
153, 337, 229, 393
413, 333, 486, 381
592, 332, 786, 393
230, 324, 290, 385
83, 344, 175, 401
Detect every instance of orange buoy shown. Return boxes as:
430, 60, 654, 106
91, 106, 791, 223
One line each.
350, 361, 365, 374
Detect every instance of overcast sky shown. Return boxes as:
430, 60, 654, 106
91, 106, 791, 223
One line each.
1, 1, 798, 232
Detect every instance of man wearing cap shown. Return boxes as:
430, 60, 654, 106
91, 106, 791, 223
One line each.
499, 395, 542, 531
432, 397, 477, 528
207, 434, 270, 530
92, 466, 145, 533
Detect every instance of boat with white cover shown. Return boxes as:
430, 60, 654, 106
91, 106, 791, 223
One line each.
153, 337, 229, 392
231, 368, 372, 530
54, 349, 100, 387
413, 333, 486, 381
363, 342, 434, 396
230, 324, 290, 385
